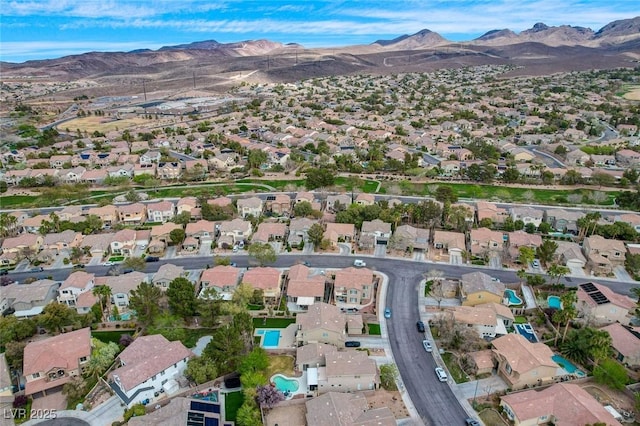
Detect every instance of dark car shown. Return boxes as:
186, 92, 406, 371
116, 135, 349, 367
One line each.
122, 268, 134, 274
72, 264, 85, 270
345, 341, 361, 348
145, 256, 160, 262
0, 269, 8, 276
416, 320, 425, 333
30, 267, 44, 272
465, 418, 480, 426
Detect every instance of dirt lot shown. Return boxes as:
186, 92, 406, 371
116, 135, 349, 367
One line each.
623, 87, 640, 100
366, 389, 410, 419
57, 116, 149, 133
583, 384, 637, 417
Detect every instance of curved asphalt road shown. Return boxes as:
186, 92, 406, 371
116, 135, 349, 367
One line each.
8, 254, 637, 426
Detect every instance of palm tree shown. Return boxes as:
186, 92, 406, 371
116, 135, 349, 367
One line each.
560, 291, 578, 343
92, 285, 112, 321
0, 213, 18, 238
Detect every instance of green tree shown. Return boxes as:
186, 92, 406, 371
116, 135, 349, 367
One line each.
0, 316, 37, 342
536, 240, 558, 267
239, 347, 269, 375
518, 246, 536, 267
524, 223, 536, 234
625, 254, 640, 279
308, 223, 325, 249
305, 167, 335, 189
203, 324, 245, 373
293, 201, 314, 217
434, 186, 458, 205
167, 277, 197, 321
502, 167, 521, 183
92, 285, 112, 321
247, 149, 268, 170
122, 256, 146, 271
236, 401, 262, 426
379, 364, 399, 391
247, 242, 277, 266
593, 359, 628, 390
129, 282, 163, 327
169, 228, 186, 245
39, 303, 78, 333
197, 288, 222, 327
232, 283, 255, 307
173, 211, 191, 226
547, 263, 570, 286
185, 357, 218, 384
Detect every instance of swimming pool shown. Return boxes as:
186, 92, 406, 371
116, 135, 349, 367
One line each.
504, 289, 523, 306
108, 312, 134, 321
272, 375, 299, 392
515, 323, 538, 343
192, 390, 218, 402
552, 354, 586, 377
548, 296, 562, 310
261, 330, 281, 348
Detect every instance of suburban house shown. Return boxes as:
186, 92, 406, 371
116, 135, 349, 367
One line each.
128, 396, 230, 426
264, 194, 292, 215
157, 162, 181, 180
288, 217, 317, 248
555, 241, 587, 270
296, 302, 347, 347
217, 219, 252, 248
198, 265, 241, 299
237, 197, 263, 218
146, 200, 176, 223
510, 206, 544, 228
311, 350, 380, 393
252, 222, 287, 244
582, 235, 627, 275
492, 333, 560, 390
21, 215, 49, 234
81, 233, 114, 260
576, 282, 635, 326
333, 267, 375, 307
507, 231, 543, 260
148, 222, 183, 253
305, 392, 395, 426
1, 233, 43, 258
176, 197, 198, 216
117, 203, 147, 225
476, 201, 509, 225
391, 224, 430, 252
1, 279, 60, 318
446, 305, 503, 338
23, 328, 92, 398
602, 323, 640, 367
185, 220, 216, 241
469, 227, 504, 259
354, 193, 375, 206
544, 209, 583, 234
41, 230, 83, 255
96, 272, 147, 312
432, 230, 466, 263
477, 302, 515, 328
324, 223, 356, 247
58, 271, 96, 314
296, 343, 338, 372
242, 267, 283, 303
459, 272, 505, 306
295, 191, 322, 211
500, 383, 622, 426
109, 334, 194, 408
325, 194, 352, 212
358, 219, 392, 249
109, 229, 137, 256
152, 263, 187, 291
286, 264, 326, 310
87, 205, 119, 228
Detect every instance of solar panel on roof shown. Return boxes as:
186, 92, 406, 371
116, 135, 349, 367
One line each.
190, 401, 219, 413
589, 291, 610, 305
205, 418, 219, 426
266, 195, 276, 201
580, 283, 598, 293
187, 411, 204, 426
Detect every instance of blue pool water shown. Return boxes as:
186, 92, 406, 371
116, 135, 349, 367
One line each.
262, 330, 281, 348
272, 375, 299, 392
504, 289, 523, 306
191, 390, 218, 402
108, 312, 134, 321
548, 296, 562, 310
515, 323, 538, 343
552, 354, 586, 376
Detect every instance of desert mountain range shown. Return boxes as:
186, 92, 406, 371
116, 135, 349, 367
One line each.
2, 16, 639, 94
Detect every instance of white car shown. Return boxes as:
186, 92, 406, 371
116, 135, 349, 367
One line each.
435, 367, 448, 382
422, 340, 432, 352
353, 259, 366, 267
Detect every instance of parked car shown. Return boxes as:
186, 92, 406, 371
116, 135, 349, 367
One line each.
0, 269, 8, 276
345, 341, 361, 348
353, 259, 366, 267
72, 264, 85, 269
416, 321, 425, 332
103, 261, 114, 266
435, 367, 448, 382
465, 418, 480, 426
384, 308, 391, 319
532, 259, 540, 268
302, 261, 311, 266
122, 268, 134, 274
422, 340, 432, 352
145, 256, 160, 262
30, 267, 44, 272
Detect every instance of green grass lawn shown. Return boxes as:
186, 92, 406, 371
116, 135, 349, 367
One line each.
92, 330, 134, 344
252, 317, 296, 329
368, 323, 381, 335
108, 256, 125, 262
442, 352, 469, 384
514, 316, 528, 324
181, 328, 216, 348
0, 195, 40, 208
224, 391, 244, 422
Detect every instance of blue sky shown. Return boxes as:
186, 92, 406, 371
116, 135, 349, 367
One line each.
1, 0, 638, 63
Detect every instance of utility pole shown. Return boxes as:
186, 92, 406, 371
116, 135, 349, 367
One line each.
142, 79, 147, 101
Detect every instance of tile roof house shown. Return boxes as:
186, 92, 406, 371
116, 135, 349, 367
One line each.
157, 162, 181, 180
446, 305, 502, 338
507, 230, 543, 260
555, 241, 587, 269
459, 271, 505, 306
58, 271, 95, 314
315, 350, 380, 393
602, 323, 640, 367
237, 196, 263, 218
475, 201, 509, 225
492, 333, 560, 390
241, 267, 283, 302
510, 206, 544, 228
286, 264, 326, 310
432, 230, 466, 260
576, 282, 635, 326
127, 396, 229, 426
324, 223, 355, 247
148, 222, 183, 253
296, 302, 347, 347
109, 229, 137, 256
582, 235, 626, 275
544, 209, 583, 234
469, 227, 504, 258
152, 263, 187, 291
81, 233, 114, 259
358, 219, 392, 249
117, 203, 147, 225
354, 193, 375, 206
21, 214, 49, 234
305, 392, 395, 426
252, 222, 287, 244
146, 200, 176, 223
296, 343, 337, 371
295, 191, 322, 211
264, 193, 292, 215
1, 280, 60, 318
176, 196, 198, 215
333, 267, 375, 307
198, 265, 241, 300
288, 217, 317, 248
217, 219, 252, 248
500, 383, 622, 426
96, 272, 147, 311
325, 194, 352, 212
391, 224, 430, 251
109, 334, 194, 408
87, 205, 119, 228
185, 219, 216, 241
1, 233, 43, 256
23, 328, 92, 397
42, 230, 83, 254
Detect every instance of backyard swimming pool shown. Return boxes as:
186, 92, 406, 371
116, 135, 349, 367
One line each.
272, 375, 299, 393
504, 289, 523, 306
548, 296, 562, 310
109, 312, 134, 321
515, 323, 538, 343
257, 329, 281, 348
552, 354, 586, 377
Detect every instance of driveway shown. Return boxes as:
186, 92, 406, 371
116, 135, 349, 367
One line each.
568, 264, 586, 277
455, 375, 509, 400
374, 244, 387, 258
338, 243, 351, 255
489, 256, 502, 269
89, 395, 124, 425
614, 266, 634, 282
450, 253, 462, 265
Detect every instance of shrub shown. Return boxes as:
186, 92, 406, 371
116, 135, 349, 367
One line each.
13, 395, 27, 408
123, 404, 146, 422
